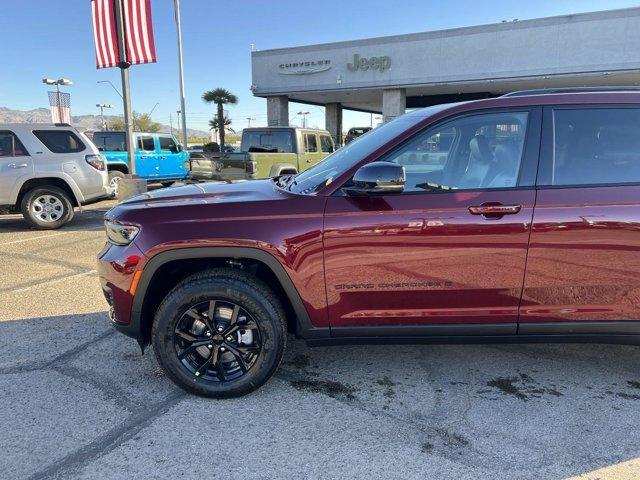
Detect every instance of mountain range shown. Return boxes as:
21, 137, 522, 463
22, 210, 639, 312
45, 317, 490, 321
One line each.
0, 107, 210, 138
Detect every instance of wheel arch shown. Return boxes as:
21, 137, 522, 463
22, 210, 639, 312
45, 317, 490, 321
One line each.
16, 177, 80, 207
107, 163, 129, 174
132, 247, 323, 348
268, 164, 298, 177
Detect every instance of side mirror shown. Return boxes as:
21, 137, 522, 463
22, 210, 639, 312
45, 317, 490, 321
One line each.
342, 161, 405, 196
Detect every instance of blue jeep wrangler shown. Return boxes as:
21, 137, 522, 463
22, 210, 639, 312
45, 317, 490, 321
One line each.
92, 131, 190, 194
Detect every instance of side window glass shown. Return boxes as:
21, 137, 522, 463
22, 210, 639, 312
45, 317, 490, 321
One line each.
304, 134, 318, 153
242, 131, 294, 153
140, 136, 155, 151
0, 131, 29, 157
159, 136, 178, 153
320, 135, 334, 153
381, 112, 528, 192
33, 130, 85, 153
550, 108, 640, 186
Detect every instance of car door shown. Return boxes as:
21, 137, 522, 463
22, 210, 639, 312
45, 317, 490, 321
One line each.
135, 134, 158, 179
300, 132, 324, 171
0, 130, 33, 204
323, 108, 542, 336
157, 135, 187, 179
519, 105, 640, 332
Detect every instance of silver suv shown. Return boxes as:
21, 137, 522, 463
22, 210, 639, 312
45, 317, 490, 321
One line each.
0, 124, 112, 229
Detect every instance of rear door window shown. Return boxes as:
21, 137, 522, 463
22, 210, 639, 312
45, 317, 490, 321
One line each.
137, 136, 155, 152
33, 130, 85, 153
541, 107, 640, 186
304, 133, 318, 153
241, 130, 294, 153
0, 131, 29, 156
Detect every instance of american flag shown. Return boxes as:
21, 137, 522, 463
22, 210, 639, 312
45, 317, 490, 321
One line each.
91, 0, 157, 69
48, 91, 72, 124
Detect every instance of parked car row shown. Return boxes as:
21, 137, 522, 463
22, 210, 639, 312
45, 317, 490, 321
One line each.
99, 88, 640, 398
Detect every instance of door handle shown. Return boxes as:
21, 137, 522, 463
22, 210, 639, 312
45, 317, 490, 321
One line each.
468, 203, 521, 218
159, 156, 166, 159
8, 163, 28, 168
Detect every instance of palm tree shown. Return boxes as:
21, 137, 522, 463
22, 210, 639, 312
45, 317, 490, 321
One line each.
202, 88, 238, 148
208, 117, 235, 143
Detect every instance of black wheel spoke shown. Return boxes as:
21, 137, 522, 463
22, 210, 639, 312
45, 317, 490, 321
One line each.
194, 351, 213, 377
229, 305, 240, 325
236, 344, 261, 354
186, 307, 214, 333
223, 343, 249, 372
175, 330, 197, 342
212, 347, 225, 381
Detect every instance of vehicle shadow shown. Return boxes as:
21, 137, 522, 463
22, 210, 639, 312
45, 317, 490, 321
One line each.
1, 311, 638, 479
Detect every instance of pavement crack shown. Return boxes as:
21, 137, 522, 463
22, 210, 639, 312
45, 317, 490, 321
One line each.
27, 391, 186, 480
0, 329, 115, 375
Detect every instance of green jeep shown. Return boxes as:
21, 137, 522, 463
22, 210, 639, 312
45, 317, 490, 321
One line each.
187, 127, 336, 181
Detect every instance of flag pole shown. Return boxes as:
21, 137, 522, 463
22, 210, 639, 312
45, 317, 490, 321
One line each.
173, 0, 188, 149
113, 0, 136, 176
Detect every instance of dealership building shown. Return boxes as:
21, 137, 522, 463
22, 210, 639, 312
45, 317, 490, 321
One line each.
250, 7, 640, 142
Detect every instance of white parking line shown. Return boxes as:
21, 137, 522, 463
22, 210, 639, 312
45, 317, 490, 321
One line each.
0, 227, 103, 246
12, 270, 98, 293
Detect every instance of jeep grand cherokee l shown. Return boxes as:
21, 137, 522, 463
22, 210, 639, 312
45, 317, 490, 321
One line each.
98, 89, 640, 397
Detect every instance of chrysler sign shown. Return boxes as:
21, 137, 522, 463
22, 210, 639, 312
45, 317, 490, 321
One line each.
279, 60, 331, 75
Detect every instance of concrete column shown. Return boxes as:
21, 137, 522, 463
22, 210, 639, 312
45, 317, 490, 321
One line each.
325, 103, 343, 146
382, 88, 406, 122
267, 96, 289, 126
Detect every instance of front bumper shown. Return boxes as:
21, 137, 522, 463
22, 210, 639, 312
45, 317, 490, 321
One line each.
97, 241, 146, 340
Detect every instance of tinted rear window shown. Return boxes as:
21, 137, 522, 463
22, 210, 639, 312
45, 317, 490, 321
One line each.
33, 130, 85, 153
548, 108, 640, 186
93, 132, 125, 151
241, 130, 294, 153
0, 131, 29, 157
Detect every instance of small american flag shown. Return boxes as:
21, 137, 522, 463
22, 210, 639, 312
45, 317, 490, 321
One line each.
48, 91, 72, 124
91, 0, 157, 69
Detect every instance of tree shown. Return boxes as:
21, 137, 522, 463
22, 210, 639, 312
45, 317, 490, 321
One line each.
106, 112, 160, 132
132, 112, 161, 133
208, 117, 235, 144
202, 88, 237, 149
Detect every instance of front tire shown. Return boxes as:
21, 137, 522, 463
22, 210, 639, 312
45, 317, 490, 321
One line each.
20, 186, 74, 230
152, 268, 287, 398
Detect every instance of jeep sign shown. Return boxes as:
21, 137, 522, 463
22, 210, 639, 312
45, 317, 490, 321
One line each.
347, 54, 391, 72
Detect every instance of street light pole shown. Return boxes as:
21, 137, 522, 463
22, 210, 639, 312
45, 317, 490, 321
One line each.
246, 117, 255, 127
173, 0, 188, 148
297, 111, 310, 128
96, 103, 113, 130
42, 78, 72, 123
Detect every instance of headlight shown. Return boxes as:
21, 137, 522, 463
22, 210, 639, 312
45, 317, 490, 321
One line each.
105, 220, 140, 245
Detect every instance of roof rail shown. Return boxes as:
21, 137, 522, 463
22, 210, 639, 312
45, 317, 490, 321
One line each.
53, 123, 72, 127
502, 87, 640, 97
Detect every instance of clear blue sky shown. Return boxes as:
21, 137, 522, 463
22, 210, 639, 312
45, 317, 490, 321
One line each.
1, 0, 638, 133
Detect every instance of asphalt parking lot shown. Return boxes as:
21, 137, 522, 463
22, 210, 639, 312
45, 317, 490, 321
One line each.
1, 198, 640, 480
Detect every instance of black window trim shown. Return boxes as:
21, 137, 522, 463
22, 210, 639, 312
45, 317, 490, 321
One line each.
332, 106, 543, 196
537, 103, 640, 190
32, 129, 86, 154
0, 130, 30, 157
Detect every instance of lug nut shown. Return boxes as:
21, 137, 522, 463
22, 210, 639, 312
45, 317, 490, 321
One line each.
217, 326, 223, 332
226, 336, 233, 341
206, 331, 211, 337
208, 344, 213, 349
220, 347, 226, 352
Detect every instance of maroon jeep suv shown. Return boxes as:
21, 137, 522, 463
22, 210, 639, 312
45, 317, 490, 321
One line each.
98, 89, 640, 397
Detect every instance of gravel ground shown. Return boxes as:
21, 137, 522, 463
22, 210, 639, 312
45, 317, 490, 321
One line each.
0, 198, 639, 480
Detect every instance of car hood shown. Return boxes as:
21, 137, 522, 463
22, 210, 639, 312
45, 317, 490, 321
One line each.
110, 180, 288, 213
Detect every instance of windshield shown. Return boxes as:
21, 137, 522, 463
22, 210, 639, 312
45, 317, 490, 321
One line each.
285, 115, 425, 194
